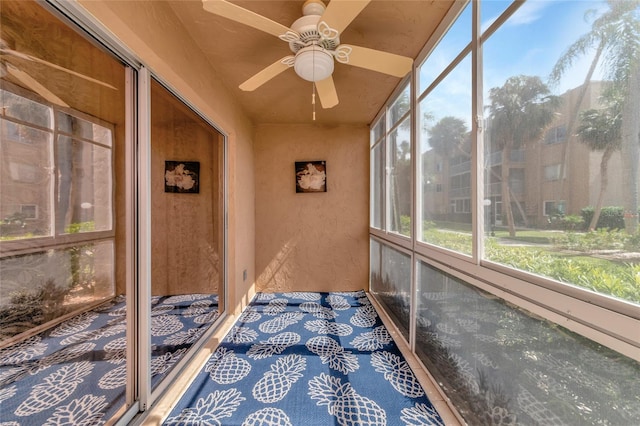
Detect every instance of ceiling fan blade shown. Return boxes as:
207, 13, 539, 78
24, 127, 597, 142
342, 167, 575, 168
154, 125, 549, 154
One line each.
239, 57, 293, 91
4, 63, 69, 107
339, 44, 413, 78
319, 0, 371, 35
1, 49, 117, 90
315, 76, 338, 109
202, 0, 293, 38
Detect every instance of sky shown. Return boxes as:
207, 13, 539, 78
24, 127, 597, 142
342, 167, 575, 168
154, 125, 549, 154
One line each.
417, 0, 611, 139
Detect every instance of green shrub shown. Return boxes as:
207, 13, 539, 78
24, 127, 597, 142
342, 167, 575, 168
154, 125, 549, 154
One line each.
558, 215, 584, 231
581, 206, 625, 230
400, 215, 411, 236
624, 227, 640, 251
552, 228, 626, 252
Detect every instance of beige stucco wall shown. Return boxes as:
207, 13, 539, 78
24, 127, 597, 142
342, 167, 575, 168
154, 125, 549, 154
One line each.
255, 124, 369, 293
78, 0, 256, 314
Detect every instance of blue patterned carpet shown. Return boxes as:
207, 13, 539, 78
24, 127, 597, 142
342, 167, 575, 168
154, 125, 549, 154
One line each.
165, 291, 444, 426
0, 294, 219, 425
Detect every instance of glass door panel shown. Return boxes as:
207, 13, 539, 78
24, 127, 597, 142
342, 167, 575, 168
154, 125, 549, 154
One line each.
0, 0, 129, 423
148, 78, 225, 390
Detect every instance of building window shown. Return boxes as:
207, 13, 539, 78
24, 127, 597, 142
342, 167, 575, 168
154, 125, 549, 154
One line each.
544, 200, 566, 217
20, 204, 38, 219
544, 163, 564, 181
545, 124, 567, 144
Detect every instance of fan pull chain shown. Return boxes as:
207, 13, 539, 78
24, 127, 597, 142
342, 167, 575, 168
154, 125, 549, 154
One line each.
312, 82, 316, 121
312, 46, 316, 121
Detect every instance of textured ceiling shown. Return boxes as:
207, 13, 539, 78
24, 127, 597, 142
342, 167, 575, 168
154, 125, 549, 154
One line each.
168, 0, 454, 125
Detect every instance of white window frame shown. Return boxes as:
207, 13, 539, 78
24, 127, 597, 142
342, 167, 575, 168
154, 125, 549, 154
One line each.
0, 84, 115, 257
369, 0, 639, 362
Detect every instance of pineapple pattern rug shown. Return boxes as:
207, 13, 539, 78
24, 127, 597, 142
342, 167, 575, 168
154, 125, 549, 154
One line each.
0, 293, 219, 425
164, 291, 444, 425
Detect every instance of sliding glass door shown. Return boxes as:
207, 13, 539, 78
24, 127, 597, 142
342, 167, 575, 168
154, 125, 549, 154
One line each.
0, 1, 227, 423
0, 0, 130, 421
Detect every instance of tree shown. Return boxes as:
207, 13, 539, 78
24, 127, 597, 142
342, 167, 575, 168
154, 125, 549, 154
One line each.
576, 91, 622, 230
550, 0, 640, 234
487, 75, 559, 237
425, 117, 469, 223
428, 116, 470, 160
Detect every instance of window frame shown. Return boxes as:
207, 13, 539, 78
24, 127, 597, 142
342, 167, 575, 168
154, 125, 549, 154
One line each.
370, 78, 414, 249
543, 200, 566, 217
369, 0, 640, 361
0, 82, 116, 257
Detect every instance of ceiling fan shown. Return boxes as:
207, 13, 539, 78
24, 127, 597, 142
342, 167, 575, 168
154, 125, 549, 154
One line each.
202, 0, 413, 110
0, 38, 117, 108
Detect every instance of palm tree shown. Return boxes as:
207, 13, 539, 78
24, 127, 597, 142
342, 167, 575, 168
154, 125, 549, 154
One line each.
487, 75, 559, 237
550, 0, 640, 234
428, 116, 470, 160
576, 91, 622, 230
427, 116, 469, 223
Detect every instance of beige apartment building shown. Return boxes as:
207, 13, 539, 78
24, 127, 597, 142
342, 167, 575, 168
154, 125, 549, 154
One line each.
425, 80, 628, 230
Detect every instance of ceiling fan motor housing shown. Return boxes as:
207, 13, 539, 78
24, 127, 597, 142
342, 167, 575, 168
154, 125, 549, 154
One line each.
289, 0, 339, 82
288, 10, 339, 53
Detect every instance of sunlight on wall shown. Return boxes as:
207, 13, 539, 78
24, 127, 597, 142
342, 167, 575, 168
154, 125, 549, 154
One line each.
256, 237, 299, 291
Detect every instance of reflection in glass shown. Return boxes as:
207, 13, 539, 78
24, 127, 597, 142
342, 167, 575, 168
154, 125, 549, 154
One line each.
1, 116, 53, 239
0, 0, 126, 422
0, 241, 115, 339
371, 243, 411, 341
416, 261, 640, 425
57, 111, 113, 147
370, 238, 381, 285
150, 79, 225, 389
1, 89, 53, 128
419, 55, 472, 254
57, 136, 112, 234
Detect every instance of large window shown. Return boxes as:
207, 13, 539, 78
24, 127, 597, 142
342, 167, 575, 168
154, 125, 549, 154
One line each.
387, 83, 412, 237
415, 261, 640, 425
370, 120, 384, 229
482, 0, 640, 306
418, 5, 473, 255
370, 0, 640, 423
370, 237, 412, 341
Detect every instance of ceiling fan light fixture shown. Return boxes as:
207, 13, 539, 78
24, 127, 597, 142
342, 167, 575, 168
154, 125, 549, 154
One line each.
294, 45, 334, 82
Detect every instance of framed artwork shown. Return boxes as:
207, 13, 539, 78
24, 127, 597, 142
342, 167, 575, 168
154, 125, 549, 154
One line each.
295, 161, 326, 193
165, 161, 200, 193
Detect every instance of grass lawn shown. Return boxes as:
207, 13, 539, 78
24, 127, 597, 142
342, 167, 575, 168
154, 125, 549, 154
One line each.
422, 227, 640, 303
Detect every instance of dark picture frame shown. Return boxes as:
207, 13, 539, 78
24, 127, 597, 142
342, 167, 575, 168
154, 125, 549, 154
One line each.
295, 161, 327, 193
164, 161, 200, 194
